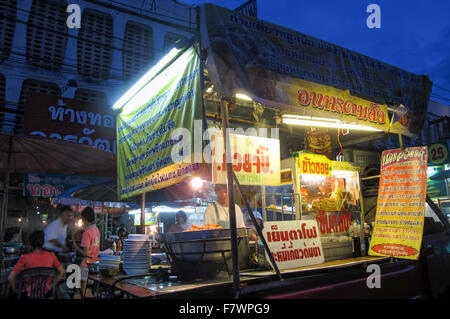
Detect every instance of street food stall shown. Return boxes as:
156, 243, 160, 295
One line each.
85, 3, 440, 299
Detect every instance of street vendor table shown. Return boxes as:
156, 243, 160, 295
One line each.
88, 256, 389, 299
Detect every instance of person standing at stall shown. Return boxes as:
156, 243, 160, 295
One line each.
43, 205, 73, 257
72, 207, 100, 298
204, 184, 245, 228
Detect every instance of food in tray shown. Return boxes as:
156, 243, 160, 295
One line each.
311, 198, 343, 211
183, 224, 222, 231
267, 204, 278, 209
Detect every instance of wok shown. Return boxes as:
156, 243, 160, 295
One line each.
160, 228, 250, 279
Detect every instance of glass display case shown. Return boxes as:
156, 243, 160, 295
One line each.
267, 154, 366, 261
299, 160, 363, 239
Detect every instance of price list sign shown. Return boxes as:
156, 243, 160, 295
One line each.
369, 147, 428, 260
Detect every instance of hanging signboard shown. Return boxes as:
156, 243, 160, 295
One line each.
234, 0, 257, 17
428, 142, 449, 166
211, 132, 280, 186
305, 128, 333, 159
24, 174, 114, 198
23, 93, 116, 153
298, 153, 331, 176
263, 220, 324, 270
200, 4, 432, 137
117, 46, 203, 199
369, 147, 428, 260
280, 169, 293, 185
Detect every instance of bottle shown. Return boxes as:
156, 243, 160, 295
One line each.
118, 239, 123, 252
112, 241, 117, 253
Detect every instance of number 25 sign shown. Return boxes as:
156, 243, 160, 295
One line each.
428, 143, 449, 165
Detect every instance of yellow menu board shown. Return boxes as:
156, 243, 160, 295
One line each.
369, 147, 428, 260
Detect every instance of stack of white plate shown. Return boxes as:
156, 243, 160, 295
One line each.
123, 234, 151, 275
99, 254, 121, 270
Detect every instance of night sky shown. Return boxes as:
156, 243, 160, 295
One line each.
181, 0, 450, 107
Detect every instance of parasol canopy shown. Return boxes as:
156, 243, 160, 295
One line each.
0, 133, 116, 177
0, 133, 117, 269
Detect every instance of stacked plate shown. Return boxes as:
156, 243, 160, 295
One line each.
123, 234, 151, 275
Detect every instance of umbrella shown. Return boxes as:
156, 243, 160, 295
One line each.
430, 169, 450, 181
0, 133, 117, 269
0, 133, 116, 176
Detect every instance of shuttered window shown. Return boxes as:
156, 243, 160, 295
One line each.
163, 32, 188, 52
26, 0, 68, 71
0, 0, 16, 61
77, 9, 113, 80
122, 21, 154, 80
75, 88, 107, 105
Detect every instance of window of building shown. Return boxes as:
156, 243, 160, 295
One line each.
77, 9, 113, 80
163, 32, 188, 52
122, 21, 154, 81
26, 0, 68, 71
75, 88, 107, 105
0, 0, 16, 61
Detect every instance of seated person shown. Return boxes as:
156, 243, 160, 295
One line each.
168, 211, 192, 232
5, 227, 22, 242
8, 231, 65, 298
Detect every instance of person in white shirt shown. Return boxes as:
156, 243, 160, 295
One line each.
43, 205, 74, 253
204, 184, 245, 228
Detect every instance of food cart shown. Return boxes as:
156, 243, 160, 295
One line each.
102, 3, 435, 299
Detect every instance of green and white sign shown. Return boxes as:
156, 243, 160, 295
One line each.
117, 45, 203, 199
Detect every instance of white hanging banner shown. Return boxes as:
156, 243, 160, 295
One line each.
263, 220, 324, 270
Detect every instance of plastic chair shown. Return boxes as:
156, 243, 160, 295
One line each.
16, 267, 58, 299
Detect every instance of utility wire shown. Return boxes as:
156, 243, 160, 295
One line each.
433, 84, 450, 93
431, 94, 450, 102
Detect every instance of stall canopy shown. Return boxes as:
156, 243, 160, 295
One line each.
114, 44, 205, 200
199, 3, 433, 138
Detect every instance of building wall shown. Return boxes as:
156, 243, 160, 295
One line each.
0, 0, 198, 133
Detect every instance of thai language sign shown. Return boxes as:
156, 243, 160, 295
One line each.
263, 220, 324, 270
211, 133, 280, 186
298, 153, 331, 176
24, 174, 114, 198
369, 147, 428, 260
117, 46, 203, 199
23, 93, 116, 153
200, 4, 432, 137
